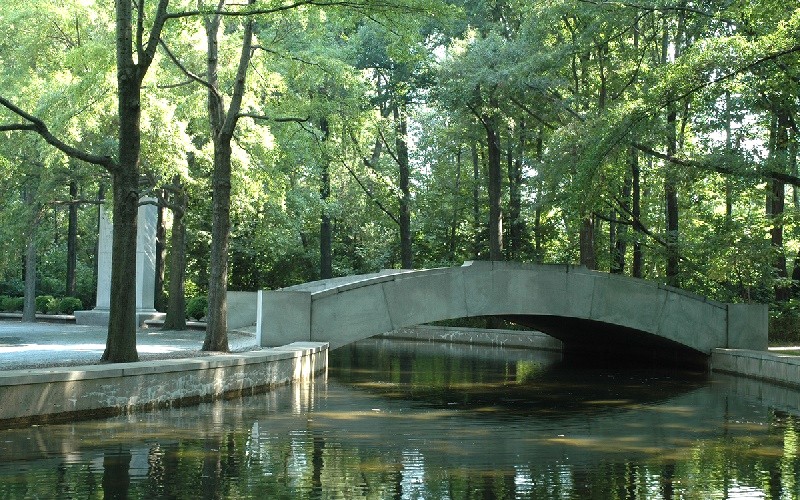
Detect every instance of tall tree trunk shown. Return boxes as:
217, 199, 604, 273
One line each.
472, 141, 481, 259
319, 117, 332, 279
22, 184, 37, 323
665, 103, 680, 287
448, 148, 462, 262
203, 0, 254, 352
613, 156, 632, 274
534, 134, 544, 264
772, 108, 790, 302
485, 103, 503, 261
508, 123, 525, 260
579, 217, 596, 269
66, 180, 78, 297
632, 147, 643, 278
154, 194, 167, 312
205, 137, 232, 351
102, 0, 144, 362
394, 104, 413, 269
163, 178, 187, 330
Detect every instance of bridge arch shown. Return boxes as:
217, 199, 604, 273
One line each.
256, 261, 767, 358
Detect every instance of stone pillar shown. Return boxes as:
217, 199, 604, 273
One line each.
75, 199, 164, 326
136, 199, 157, 314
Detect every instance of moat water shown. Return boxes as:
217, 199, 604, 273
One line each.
0, 338, 799, 499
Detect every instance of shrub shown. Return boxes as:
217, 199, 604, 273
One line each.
36, 295, 55, 314
6, 297, 24, 312
0, 296, 10, 312
59, 297, 83, 315
186, 296, 208, 321
45, 297, 62, 315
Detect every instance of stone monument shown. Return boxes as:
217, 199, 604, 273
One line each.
74, 199, 165, 327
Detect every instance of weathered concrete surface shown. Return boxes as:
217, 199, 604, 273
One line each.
381, 325, 563, 351
712, 348, 800, 390
227, 291, 258, 330
258, 261, 768, 355
0, 342, 327, 428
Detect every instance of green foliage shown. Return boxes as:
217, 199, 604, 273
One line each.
35, 295, 54, 314
0, 296, 23, 312
186, 296, 208, 321
58, 296, 82, 315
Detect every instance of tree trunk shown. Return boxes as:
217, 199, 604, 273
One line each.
204, 136, 232, 351
394, 104, 413, 269
579, 216, 596, 269
102, 0, 143, 362
447, 148, 462, 262
507, 124, 525, 261
485, 107, 503, 261
154, 195, 167, 312
163, 179, 187, 330
203, 0, 254, 352
471, 141, 481, 259
66, 180, 78, 297
614, 156, 632, 274
22, 184, 37, 323
319, 117, 332, 279
772, 108, 791, 302
632, 148, 643, 278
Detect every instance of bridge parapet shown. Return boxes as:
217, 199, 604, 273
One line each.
256, 261, 768, 354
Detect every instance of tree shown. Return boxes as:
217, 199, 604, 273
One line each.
1, 0, 171, 362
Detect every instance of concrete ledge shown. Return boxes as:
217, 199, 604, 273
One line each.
380, 325, 563, 351
0, 342, 328, 428
712, 348, 800, 389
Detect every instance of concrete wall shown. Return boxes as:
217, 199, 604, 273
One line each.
0, 342, 327, 428
381, 325, 563, 351
257, 261, 769, 353
712, 348, 800, 389
227, 291, 258, 330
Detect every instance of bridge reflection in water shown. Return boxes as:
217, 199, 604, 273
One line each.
0, 339, 796, 498
258, 261, 768, 365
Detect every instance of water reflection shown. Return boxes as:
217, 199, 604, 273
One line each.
0, 339, 798, 498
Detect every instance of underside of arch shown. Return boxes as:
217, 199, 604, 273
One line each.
505, 315, 709, 368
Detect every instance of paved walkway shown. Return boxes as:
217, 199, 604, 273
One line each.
0, 321, 258, 370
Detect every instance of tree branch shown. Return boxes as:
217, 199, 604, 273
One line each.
238, 113, 309, 123
633, 142, 800, 188
0, 96, 116, 171
158, 39, 219, 96
340, 160, 400, 226
164, 0, 419, 20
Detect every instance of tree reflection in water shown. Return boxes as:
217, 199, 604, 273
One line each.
0, 339, 798, 498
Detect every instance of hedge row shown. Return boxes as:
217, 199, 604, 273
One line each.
0, 294, 209, 320
0, 295, 83, 315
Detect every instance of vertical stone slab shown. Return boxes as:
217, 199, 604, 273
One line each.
727, 303, 769, 350
75, 198, 162, 326
136, 198, 157, 313
95, 204, 113, 310
258, 290, 312, 347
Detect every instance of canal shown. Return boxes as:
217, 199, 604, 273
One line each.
0, 338, 798, 498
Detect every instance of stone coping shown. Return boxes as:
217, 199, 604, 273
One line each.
0, 342, 326, 387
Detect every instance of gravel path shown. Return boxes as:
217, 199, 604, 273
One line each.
0, 321, 259, 371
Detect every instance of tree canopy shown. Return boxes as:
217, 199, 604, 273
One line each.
2, 0, 800, 354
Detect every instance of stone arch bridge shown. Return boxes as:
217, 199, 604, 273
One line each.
256, 261, 767, 363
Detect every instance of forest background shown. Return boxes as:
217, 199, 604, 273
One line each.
1, 0, 799, 357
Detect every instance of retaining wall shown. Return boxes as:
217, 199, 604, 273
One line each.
712, 348, 800, 389
0, 342, 327, 428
